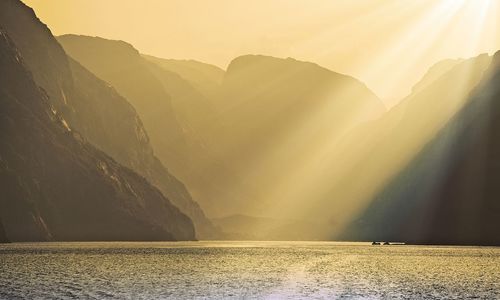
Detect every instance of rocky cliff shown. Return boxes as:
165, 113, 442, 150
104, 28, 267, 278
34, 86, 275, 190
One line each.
0, 29, 194, 241
0, 0, 205, 238
56, 34, 220, 238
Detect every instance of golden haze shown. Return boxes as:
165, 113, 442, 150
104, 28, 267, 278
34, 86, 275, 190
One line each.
16, 0, 500, 241
23, 0, 500, 106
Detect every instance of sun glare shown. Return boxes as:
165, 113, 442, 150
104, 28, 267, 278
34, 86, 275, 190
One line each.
253, 0, 500, 238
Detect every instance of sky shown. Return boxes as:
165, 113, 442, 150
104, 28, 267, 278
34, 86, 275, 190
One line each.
24, 0, 500, 107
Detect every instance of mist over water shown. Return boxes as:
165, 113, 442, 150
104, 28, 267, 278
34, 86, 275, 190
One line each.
0, 242, 498, 299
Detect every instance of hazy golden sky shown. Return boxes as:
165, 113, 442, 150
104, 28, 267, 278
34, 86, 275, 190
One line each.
24, 0, 500, 106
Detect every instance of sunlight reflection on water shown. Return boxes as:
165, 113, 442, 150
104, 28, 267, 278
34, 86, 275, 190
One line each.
0, 241, 498, 299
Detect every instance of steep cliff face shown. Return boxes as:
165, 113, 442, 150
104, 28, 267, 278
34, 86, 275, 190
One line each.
56, 35, 220, 238
341, 53, 499, 245
57, 35, 217, 175
0, 0, 72, 118
0, 0, 211, 238
0, 30, 195, 241
56, 35, 189, 172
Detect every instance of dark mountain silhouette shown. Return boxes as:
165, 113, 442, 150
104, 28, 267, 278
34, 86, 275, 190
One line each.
0, 0, 210, 238
0, 29, 194, 241
56, 35, 221, 238
341, 53, 500, 245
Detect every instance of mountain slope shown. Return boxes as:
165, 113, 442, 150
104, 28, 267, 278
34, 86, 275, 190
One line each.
200, 54, 386, 217
59, 38, 387, 221
0, 0, 211, 238
56, 34, 189, 173
0, 29, 194, 241
59, 36, 386, 238
56, 34, 219, 237
256, 54, 494, 240
142, 58, 217, 135
341, 53, 499, 245
411, 58, 464, 94
142, 55, 224, 100
57, 35, 217, 171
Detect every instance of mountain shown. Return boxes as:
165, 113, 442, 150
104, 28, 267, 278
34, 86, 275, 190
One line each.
56, 35, 217, 167
55, 35, 190, 177
56, 35, 220, 238
58, 37, 385, 239
0, 29, 194, 241
411, 58, 464, 94
341, 53, 499, 245
0, 0, 213, 238
142, 58, 217, 135
199, 55, 386, 217
259, 53, 493, 241
142, 55, 224, 101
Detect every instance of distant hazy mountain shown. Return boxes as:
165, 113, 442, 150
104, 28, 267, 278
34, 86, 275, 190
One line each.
341, 53, 499, 245
143, 55, 224, 101
411, 58, 464, 94
151, 54, 386, 219
0, 0, 196, 241
57, 35, 221, 238
59, 37, 386, 238
143, 53, 388, 223
201, 54, 385, 216
142, 58, 218, 135
0, 29, 194, 241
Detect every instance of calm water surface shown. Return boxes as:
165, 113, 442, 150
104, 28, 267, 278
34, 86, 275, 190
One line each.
0, 241, 498, 299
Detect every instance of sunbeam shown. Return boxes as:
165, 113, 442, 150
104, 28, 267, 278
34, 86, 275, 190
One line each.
2, 0, 500, 298
221, 0, 500, 238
